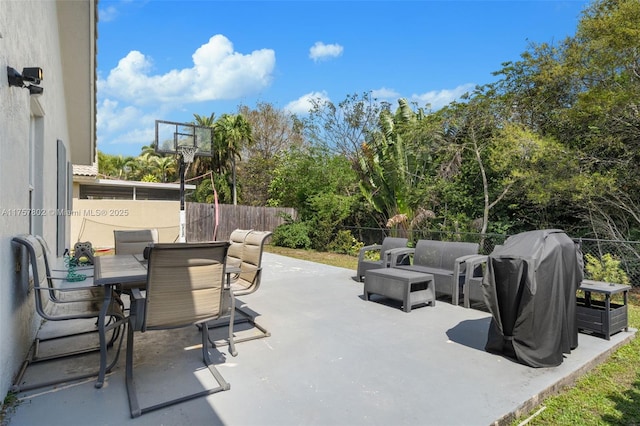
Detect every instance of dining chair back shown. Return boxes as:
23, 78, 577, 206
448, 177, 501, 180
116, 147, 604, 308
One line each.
226, 228, 253, 269
126, 241, 236, 418
232, 230, 272, 296
114, 229, 159, 255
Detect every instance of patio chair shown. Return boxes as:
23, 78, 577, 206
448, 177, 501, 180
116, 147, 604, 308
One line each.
35, 235, 94, 278
125, 241, 236, 418
208, 230, 272, 347
356, 237, 409, 282
114, 229, 158, 291
231, 230, 272, 296
226, 228, 253, 269
11, 235, 126, 392
114, 228, 159, 255
34, 235, 99, 301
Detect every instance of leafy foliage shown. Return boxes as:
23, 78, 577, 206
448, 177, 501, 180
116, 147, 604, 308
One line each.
327, 230, 364, 256
271, 221, 312, 249
584, 253, 630, 284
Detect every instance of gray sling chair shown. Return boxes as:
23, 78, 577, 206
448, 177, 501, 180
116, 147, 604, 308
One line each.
126, 242, 237, 418
208, 230, 272, 348
34, 236, 100, 301
356, 237, 409, 282
35, 235, 94, 279
114, 229, 159, 255
113, 229, 158, 291
11, 235, 126, 393
226, 228, 253, 270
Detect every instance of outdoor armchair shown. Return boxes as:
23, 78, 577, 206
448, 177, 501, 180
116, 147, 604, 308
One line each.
11, 235, 125, 392
125, 241, 236, 418
356, 237, 409, 282
462, 255, 489, 309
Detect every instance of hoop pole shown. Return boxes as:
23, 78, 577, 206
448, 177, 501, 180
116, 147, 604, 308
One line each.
179, 157, 186, 242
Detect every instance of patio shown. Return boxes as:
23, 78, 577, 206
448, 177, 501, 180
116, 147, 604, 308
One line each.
6, 253, 635, 426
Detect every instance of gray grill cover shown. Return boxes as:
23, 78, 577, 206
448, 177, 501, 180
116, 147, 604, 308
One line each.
482, 229, 583, 367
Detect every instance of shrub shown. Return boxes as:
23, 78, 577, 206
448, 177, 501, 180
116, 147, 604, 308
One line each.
327, 230, 364, 256
584, 253, 630, 284
272, 222, 312, 249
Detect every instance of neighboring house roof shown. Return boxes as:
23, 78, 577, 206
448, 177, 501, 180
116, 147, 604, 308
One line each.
76, 178, 195, 190
73, 163, 98, 177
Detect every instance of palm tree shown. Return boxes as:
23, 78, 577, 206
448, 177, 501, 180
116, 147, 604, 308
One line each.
215, 114, 253, 205
153, 156, 177, 183
106, 154, 137, 179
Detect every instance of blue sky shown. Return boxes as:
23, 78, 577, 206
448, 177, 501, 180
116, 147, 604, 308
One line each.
97, 0, 591, 157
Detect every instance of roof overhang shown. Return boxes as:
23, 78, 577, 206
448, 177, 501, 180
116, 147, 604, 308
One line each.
57, 0, 97, 165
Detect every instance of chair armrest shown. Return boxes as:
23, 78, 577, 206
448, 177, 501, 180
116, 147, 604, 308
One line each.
387, 247, 414, 267
460, 255, 488, 308
463, 255, 488, 279
451, 254, 486, 306
129, 288, 146, 331
47, 276, 96, 290
452, 254, 486, 277
358, 244, 382, 262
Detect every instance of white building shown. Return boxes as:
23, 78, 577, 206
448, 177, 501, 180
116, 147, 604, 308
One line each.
0, 0, 97, 397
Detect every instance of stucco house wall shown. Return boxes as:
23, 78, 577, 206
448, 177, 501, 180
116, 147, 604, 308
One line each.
70, 199, 182, 248
0, 0, 96, 397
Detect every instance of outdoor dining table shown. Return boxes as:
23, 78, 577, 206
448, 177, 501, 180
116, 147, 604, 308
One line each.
94, 254, 147, 388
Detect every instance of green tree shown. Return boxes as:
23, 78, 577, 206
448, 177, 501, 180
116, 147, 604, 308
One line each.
238, 102, 305, 206
215, 114, 252, 205
268, 146, 358, 250
305, 92, 386, 164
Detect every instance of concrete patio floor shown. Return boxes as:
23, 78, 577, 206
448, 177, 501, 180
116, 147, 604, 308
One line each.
6, 253, 635, 426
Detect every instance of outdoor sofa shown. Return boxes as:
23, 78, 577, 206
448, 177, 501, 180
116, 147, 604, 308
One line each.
388, 239, 482, 305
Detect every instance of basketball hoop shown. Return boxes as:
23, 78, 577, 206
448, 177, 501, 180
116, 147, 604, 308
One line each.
179, 145, 198, 164
155, 119, 213, 243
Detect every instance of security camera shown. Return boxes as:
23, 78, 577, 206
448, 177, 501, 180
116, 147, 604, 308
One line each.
28, 85, 43, 96
22, 67, 43, 84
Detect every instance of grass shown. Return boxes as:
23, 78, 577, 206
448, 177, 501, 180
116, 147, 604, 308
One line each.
265, 244, 640, 426
265, 245, 359, 270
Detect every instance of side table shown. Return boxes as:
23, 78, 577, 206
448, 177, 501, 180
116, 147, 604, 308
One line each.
577, 279, 631, 340
364, 268, 435, 312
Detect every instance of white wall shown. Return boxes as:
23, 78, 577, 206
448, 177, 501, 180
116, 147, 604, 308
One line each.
0, 0, 76, 396
70, 199, 182, 248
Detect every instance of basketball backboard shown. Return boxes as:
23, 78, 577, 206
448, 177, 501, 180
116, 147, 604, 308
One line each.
154, 120, 213, 157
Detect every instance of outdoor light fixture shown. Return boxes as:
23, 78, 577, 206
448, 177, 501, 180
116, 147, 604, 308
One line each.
7, 66, 44, 95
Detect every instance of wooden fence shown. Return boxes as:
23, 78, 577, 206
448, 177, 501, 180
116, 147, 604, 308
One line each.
186, 203, 296, 242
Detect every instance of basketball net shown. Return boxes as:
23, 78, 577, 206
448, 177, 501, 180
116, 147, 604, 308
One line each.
179, 145, 198, 164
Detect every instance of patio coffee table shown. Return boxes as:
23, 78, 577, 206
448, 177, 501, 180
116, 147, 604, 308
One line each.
364, 268, 435, 312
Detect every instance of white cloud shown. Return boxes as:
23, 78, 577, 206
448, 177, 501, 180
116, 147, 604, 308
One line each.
410, 83, 475, 110
371, 87, 401, 100
284, 91, 330, 115
98, 5, 119, 22
98, 35, 276, 106
309, 42, 344, 62
97, 98, 158, 149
